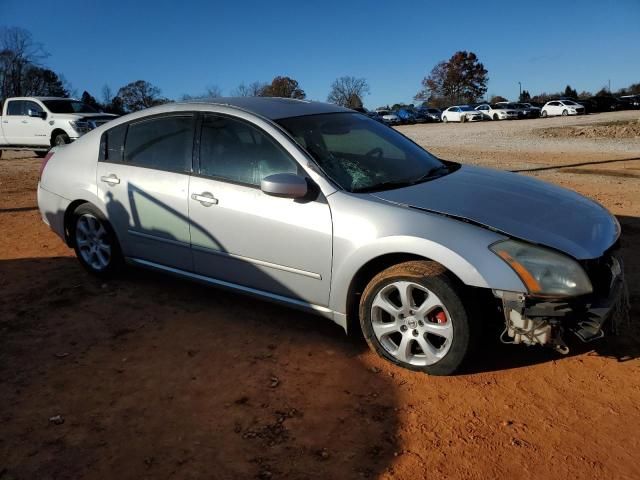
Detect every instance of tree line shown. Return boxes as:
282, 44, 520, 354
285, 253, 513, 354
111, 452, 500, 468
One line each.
1, 27, 637, 115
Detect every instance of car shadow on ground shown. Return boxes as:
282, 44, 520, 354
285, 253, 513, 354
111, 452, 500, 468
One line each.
0, 256, 400, 479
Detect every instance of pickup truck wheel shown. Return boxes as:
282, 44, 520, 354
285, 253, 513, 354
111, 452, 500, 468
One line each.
53, 133, 70, 146
359, 261, 475, 375
72, 204, 123, 277
35, 151, 48, 158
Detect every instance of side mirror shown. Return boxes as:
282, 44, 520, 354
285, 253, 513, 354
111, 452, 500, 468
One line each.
261, 173, 308, 199
28, 110, 46, 119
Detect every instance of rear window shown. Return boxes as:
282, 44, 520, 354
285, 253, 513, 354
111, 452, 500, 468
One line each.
99, 123, 128, 162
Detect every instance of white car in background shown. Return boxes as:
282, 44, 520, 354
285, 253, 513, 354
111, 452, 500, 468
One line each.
376, 109, 401, 125
441, 106, 483, 123
475, 104, 518, 120
541, 100, 586, 117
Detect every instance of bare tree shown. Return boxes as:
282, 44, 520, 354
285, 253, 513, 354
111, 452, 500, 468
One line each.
231, 81, 267, 97
102, 84, 114, 105
327, 76, 370, 108
204, 85, 222, 98
0, 26, 49, 100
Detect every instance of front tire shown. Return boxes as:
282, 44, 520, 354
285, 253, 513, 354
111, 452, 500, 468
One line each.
541, 110, 548, 118
359, 261, 474, 375
442, 116, 448, 123
562, 109, 568, 116
53, 132, 70, 147
72, 204, 123, 277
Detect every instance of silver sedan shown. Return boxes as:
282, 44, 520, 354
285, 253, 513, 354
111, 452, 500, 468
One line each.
37, 98, 627, 375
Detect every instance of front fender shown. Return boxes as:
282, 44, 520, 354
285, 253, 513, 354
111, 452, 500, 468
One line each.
327, 192, 527, 314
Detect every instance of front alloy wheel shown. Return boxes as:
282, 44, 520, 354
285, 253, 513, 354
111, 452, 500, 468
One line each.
360, 261, 474, 375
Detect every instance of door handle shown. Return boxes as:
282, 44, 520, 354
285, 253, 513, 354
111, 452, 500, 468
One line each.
191, 192, 218, 206
100, 174, 120, 185
21, 120, 28, 124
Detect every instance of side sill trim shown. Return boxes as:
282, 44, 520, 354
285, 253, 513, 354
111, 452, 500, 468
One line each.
191, 244, 322, 280
126, 257, 333, 315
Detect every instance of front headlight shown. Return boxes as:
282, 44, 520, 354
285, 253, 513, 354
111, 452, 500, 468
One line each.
70, 120, 91, 133
490, 240, 592, 297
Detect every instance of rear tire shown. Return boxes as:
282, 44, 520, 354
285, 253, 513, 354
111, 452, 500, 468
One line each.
35, 151, 48, 158
359, 261, 475, 375
71, 204, 123, 277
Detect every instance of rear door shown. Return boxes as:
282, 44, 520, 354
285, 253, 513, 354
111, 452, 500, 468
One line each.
96, 114, 196, 271
2, 100, 29, 144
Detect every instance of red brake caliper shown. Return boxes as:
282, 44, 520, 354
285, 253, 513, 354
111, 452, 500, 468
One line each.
434, 310, 447, 325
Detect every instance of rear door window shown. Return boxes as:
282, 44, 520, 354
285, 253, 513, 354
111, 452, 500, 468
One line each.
99, 123, 128, 162
6, 100, 25, 116
123, 115, 195, 173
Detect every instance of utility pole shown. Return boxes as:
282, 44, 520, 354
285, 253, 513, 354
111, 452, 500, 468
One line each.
608, 79, 611, 92
518, 81, 522, 100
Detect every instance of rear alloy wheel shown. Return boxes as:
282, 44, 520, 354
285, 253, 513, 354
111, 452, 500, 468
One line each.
562, 109, 568, 116
360, 261, 474, 375
72, 204, 122, 277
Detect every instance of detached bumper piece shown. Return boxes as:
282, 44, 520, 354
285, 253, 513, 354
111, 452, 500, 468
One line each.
495, 254, 629, 353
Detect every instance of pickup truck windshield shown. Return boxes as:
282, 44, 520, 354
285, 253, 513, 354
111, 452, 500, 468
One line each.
277, 113, 451, 192
42, 100, 98, 114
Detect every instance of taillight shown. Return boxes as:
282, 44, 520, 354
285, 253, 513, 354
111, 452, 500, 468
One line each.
39, 151, 55, 181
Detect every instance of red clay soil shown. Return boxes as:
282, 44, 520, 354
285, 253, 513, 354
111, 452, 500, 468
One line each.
1, 153, 639, 479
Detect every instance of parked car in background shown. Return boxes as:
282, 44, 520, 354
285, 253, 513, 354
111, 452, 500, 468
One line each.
410, 109, 429, 123
441, 106, 483, 123
376, 109, 401, 126
37, 97, 626, 375
475, 104, 518, 121
0, 96, 117, 158
498, 102, 540, 118
365, 110, 385, 123
420, 107, 442, 122
619, 95, 640, 109
541, 100, 585, 117
394, 108, 417, 125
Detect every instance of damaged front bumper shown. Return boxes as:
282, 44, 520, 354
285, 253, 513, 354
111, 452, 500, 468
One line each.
494, 254, 630, 354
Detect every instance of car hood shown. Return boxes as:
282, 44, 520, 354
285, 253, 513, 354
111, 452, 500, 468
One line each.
371, 165, 619, 260
50, 113, 118, 120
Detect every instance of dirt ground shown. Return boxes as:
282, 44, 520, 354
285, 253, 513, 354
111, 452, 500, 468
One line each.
1, 111, 639, 479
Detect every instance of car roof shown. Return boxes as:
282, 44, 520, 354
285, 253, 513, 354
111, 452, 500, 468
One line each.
178, 97, 352, 120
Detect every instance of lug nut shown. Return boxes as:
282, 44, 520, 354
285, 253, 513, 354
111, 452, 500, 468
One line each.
400, 325, 408, 332
418, 320, 424, 327
412, 330, 419, 337
398, 313, 405, 319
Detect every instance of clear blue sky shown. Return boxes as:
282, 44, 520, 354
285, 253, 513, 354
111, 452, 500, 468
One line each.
2, 0, 639, 108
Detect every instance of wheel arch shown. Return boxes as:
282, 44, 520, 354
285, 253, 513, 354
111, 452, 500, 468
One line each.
63, 199, 92, 247
50, 128, 70, 147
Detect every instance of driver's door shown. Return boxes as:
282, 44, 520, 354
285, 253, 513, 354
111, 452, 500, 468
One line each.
188, 113, 333, 307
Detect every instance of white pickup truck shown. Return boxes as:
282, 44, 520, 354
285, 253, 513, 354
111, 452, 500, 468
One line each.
0, 97, 117, 158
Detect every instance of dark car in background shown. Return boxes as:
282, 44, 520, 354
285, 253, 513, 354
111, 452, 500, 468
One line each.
394, 108, 417, 125
418, 107, 442, 122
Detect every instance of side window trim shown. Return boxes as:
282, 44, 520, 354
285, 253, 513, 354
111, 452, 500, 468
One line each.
194, 112, 302, 188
